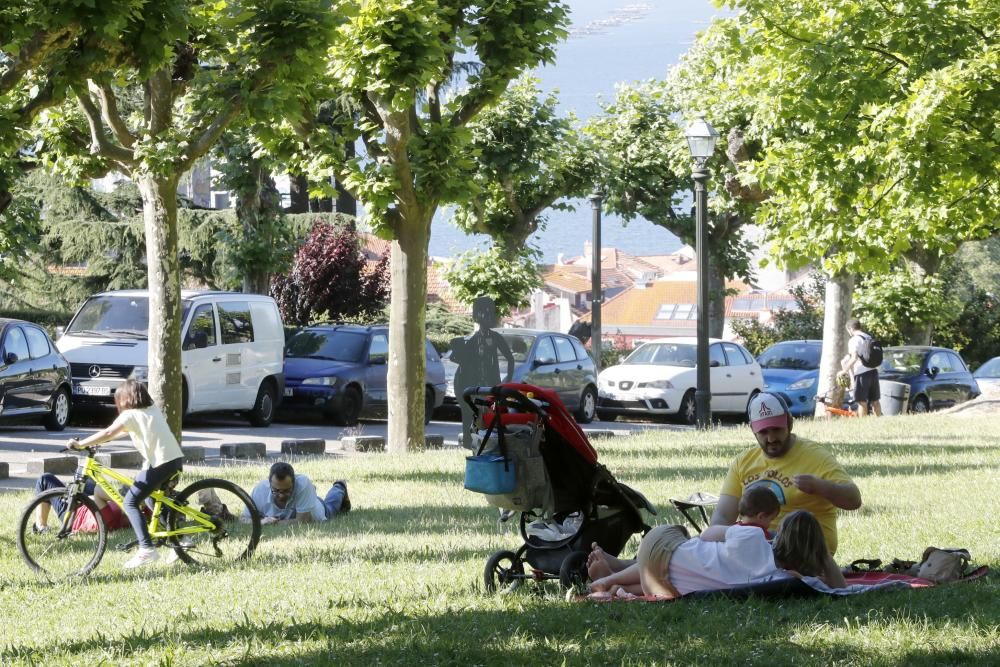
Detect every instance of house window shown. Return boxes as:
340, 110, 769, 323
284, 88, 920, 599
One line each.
655, 303, 697, 320
655, 304, 676, 319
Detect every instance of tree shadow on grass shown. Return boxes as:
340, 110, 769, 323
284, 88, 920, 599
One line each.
7, 584, 997, 665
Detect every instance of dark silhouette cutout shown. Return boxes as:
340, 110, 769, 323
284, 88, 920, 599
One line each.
451, 297, 514, 449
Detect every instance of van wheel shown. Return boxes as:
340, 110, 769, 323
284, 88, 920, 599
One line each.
43, 388, 71, 431
330, 387, 361, 426
248, 381, 276, 427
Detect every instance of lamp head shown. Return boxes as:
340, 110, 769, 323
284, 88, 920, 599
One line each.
684, 114, 719, 162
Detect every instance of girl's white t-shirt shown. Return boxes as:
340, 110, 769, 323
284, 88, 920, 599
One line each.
112, 406, 184, 468
668, 524, 789, 595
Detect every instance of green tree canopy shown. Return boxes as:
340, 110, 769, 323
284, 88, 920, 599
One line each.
281, 0, 571, 451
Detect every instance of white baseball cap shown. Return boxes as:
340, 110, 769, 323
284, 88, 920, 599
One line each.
748, 392, 789, 433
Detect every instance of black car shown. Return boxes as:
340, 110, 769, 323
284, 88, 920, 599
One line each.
0, 318, 72, 430
879, 346, 980, 413
280, 324, 447, 425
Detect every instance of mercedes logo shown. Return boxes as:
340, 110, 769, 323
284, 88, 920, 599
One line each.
88, 365, 102, 378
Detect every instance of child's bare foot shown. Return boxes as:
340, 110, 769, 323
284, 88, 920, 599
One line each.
587, 542, 613, 580
589, 576, 613, 593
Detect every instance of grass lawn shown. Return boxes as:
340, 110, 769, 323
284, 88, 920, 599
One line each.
1, 413, 998, 666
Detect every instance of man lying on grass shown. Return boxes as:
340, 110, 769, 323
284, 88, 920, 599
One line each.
710, 392, 862, 557
241, 462, 351, 525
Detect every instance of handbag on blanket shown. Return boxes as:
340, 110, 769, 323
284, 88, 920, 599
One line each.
915, 547, 972, 583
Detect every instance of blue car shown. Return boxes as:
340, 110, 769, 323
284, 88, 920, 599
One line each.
879, 346, 980, 413
757, 340, 823, 417
280, 324, 446, 425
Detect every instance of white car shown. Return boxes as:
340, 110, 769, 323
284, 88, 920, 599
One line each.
596, 337, 763, 424
973, 357, 1000, 397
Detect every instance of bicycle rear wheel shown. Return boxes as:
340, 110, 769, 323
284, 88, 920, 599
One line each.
17, 489, 107, 580
168, 478, 261, 566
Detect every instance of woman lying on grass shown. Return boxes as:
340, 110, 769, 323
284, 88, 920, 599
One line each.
588, 510, 846, 599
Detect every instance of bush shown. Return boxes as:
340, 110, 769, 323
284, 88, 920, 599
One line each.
271, 222, 389, 326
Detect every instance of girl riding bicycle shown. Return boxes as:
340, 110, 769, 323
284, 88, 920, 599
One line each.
70, 379, 184, 569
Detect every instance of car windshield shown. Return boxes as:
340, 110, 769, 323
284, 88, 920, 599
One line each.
973, 357, 1000, 378
623, 342, 697, 367
66, 296, 164, 338
881, 349, 927, 373
758, 343, 821, 370
500, 333, 536, 363
285, 330, 368, 361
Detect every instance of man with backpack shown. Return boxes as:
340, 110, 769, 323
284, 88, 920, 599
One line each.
843, 318, 882, 416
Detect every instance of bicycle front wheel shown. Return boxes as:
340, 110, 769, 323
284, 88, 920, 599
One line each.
168, 478, 261, 566
17, 489, 108, 580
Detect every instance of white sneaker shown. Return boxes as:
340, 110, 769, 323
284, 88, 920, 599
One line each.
123, 547, 159, 569
163, 538, 193, 564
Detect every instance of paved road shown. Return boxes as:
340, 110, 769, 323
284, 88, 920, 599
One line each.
0, 412, 688, 491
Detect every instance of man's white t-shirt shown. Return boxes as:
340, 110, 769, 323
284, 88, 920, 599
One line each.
112, 406, 184, 468
848, 333, 876, 376
668, 524, 788, 595
247, 474, 328, 521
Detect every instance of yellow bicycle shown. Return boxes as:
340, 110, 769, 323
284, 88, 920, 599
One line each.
17, 446, 262, 579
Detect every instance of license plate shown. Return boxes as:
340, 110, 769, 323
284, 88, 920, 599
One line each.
284, 388, 293, 397
74, 384, 111, 396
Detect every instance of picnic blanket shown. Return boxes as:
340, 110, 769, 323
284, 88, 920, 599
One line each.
586, 566, 990, 602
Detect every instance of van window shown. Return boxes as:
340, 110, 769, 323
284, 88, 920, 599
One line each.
24, 326, 52, 359
184, 304, 217, 350
68, 296, 150, 335
369, 334, 388, 363
3, 326, 30, 362
218, 302, 254, 344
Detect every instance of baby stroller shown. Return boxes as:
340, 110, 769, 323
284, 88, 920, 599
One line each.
463, 383, 656, 592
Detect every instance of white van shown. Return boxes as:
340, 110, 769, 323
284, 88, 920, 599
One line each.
57, 290, 285, 426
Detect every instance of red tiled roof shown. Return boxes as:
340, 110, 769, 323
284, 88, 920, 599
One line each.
427, 260, 466, 313
578, 279, 749, 327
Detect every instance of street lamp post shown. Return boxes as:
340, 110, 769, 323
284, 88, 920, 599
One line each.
589, 190, 604, 375
684, 115, 719, 429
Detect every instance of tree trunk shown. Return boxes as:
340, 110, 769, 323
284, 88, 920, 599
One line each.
235, 160, 281, 294
813, 271, 854, 417
335, 140, 358, 217
137, 174, 184, 439
387, 209, 431, 453
288, 173, 310, 213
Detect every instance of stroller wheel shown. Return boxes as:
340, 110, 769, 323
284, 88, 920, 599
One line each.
559, 550, 590, 590
484, 550, 524, 594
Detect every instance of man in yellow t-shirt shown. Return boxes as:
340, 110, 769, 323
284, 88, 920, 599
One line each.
711, 392, 862, 556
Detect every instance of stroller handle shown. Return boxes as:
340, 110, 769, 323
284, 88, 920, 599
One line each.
462, 384, 547, 418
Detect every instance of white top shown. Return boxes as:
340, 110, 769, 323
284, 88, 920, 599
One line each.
848, 333, 875, 375
247, 475, 328, 521
112, 406, 184, 468
668, 524, 788, 595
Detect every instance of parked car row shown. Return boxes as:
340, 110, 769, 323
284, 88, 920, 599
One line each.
3, 291, 993, 431
759, 340, 983, 415
2, 290, 449, 431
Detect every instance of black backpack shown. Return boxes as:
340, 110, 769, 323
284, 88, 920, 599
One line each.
858, 334, 883, 368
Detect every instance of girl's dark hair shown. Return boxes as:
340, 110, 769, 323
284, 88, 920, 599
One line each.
772, 510, 828, 577
739, 486, 780, 517
114, 379, 154, 412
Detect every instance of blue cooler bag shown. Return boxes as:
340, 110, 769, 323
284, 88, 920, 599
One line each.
464, 454, 517, 495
